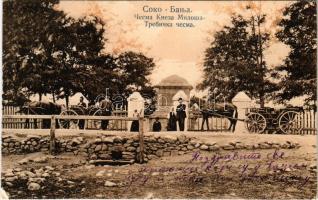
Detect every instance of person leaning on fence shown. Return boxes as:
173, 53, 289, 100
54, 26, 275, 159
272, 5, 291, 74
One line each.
99, 97, 112, 130
130, 109, 140, 132
152, 117, 161, 132
78, 96, 87, 129
176, 98, 187, 131
167, 107, 177, 131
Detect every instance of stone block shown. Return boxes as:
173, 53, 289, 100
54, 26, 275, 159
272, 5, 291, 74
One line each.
222, 145, 235, 150
209, 145, 220, 151
200, 145, 209, 150
101, 144, 108, 151
126, 146, 136, 152
156, 150, 163, 157
177, 135, 187, 143
113, 136, 123, 143
187, 145, 194, 150
147, 155, 157, 160
258, 143, 271, 149
163, 136, 177, 143
99, 154, 112, 160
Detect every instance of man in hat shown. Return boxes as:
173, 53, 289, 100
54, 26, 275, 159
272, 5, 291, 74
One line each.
176, 97, 187, 131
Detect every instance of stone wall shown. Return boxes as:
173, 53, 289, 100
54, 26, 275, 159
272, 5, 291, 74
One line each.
2, 134, 301, 163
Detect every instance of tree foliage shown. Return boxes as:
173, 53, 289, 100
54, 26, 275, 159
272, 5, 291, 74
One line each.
3, 0, 63, 103
275, 0, 317, 104
3, 0, 155, 106
199, 15, 276, 103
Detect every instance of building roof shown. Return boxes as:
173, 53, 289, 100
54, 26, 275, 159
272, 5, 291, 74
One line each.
172, 90, 188, 101
232, 91, 252, 102
155, 75, 193, 88
127, 91, 144, 101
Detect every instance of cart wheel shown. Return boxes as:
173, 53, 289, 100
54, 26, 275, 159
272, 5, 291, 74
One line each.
58, 110, 79, 129
245, 113, 267, 133
93, 109, 114, 130
279, 111, 302, 134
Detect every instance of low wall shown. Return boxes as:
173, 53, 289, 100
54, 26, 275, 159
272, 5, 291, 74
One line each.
2, 133, 301, 163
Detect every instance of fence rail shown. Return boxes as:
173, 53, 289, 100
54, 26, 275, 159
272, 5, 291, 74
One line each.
2, 105, 128, 130
2, 106, 317, 134
187, 109, 317, 134
188, 113, 229, 131
296, 109, 316, 135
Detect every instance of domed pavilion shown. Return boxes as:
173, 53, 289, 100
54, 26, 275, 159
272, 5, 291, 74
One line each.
154, 75, 193, 107
149, 75, 193, 131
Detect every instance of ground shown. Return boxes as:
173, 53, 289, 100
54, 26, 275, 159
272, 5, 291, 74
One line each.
2, 131, 317, 199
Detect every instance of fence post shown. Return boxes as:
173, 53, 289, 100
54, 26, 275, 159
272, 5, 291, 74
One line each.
49, 115, 56, 155
138, 116, 145, 163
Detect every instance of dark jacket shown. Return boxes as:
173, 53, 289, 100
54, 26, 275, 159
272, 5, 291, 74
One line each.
176, 104, 186, 120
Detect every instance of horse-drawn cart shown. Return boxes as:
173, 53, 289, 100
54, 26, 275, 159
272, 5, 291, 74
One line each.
58, 105, 113, 129
245, 107, 304, 134
19, 101, 114, 129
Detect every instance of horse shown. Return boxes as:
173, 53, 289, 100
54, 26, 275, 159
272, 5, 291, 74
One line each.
200, 102, 238, 132
17, 101, 63, 129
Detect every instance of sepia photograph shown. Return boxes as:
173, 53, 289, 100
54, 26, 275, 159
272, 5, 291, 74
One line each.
1, 0, 317, 199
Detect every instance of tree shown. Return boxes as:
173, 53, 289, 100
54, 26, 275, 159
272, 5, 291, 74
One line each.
3, 1, 108, 107
116, 51, 155, 94
199, 15, 275, 105
3, 0, 156, 107
275, 1, 317, 105
80, 51, 156, 104
3, 0, 63, 104
52, 16, 107, 107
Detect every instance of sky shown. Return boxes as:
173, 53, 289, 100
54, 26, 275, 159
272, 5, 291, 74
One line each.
56, 1, 293, 88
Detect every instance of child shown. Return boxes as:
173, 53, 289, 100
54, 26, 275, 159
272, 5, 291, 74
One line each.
152, 117, 161, 132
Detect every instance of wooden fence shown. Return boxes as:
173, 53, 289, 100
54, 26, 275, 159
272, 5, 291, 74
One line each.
2, 105, 128, 130
297, 109, 317, 135
187, 109, 317, 134
2, 105, 317, 134
188, 112, 229, 131
2, 106, 42, 129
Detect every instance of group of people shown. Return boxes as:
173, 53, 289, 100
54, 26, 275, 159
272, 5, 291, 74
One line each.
152, 97, 187, 132
77, 96, 188, 132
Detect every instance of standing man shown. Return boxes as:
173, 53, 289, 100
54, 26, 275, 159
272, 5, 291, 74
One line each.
176, 98, 187, 131
99, 96, 112, 130
78, 96, 87, 129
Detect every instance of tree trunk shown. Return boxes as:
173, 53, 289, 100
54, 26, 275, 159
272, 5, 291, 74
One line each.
52, 92, 56, 103
257, 16, 265, 108
39, 93, 42, 101
259, 92, 265, 108
65, 95, 69, 109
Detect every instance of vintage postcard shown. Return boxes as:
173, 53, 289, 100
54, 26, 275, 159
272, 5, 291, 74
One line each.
1, 0, 317, 199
